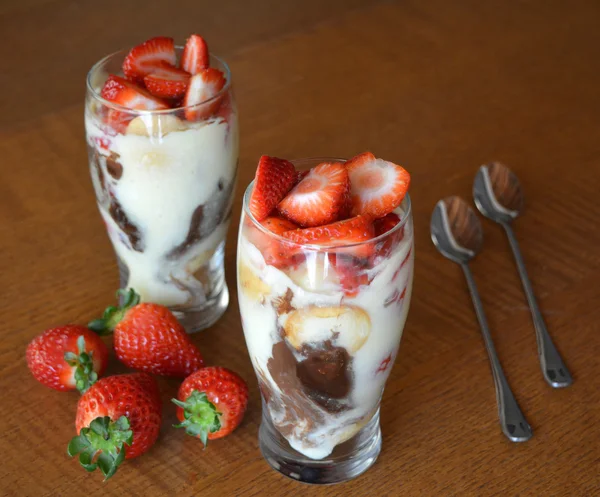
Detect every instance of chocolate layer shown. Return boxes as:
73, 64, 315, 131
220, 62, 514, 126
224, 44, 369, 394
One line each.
167, 177, 234, 259
109, 198, 144, 252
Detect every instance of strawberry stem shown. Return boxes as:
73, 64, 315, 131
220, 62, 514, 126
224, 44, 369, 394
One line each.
64, 335, 99, 394
172, 391, 222, 447
67, 415, 133, 481
88, 288, 140, 336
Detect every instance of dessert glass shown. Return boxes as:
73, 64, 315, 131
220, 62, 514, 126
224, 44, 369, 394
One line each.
237, 158, 414, 484
85, 49, 239, 332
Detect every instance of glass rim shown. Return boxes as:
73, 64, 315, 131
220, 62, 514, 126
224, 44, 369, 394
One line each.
86, 47, 232, 116
242, 156, 412, 250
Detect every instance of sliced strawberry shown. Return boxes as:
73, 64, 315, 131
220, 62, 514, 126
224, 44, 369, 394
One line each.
181, 34, 209, 75
278, 162, 349, 227
283, 215, 374, 248
373, 213, 405, 260
328, 254, 370, 297
295, 170, 309, 184
144, 62, 191, 99
249, 156, 296, 221
374, 212, 401, 236
100, 75, 169, 110
100, 75, 169, 133
346, 152, 411, 218
183, 68, 227, 121
123, 36, 176, 83
253, 216, 301, 267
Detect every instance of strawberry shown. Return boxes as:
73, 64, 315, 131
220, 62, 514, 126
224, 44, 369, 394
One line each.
100, 75, 169, 110
89, 288, 204, 377
295, 170, 309, 184
282, 215, 374, 247
183, 68, 227, 121
26, 325, 108, 393
278, 162, 349, 227
249, 156, 296, 221
373, 213, 404, 259
346, 152, 411, 218
122, 36, 176, 83
173, 367, 249, 446
144, 62, 191, 99
254, 216, 300, 267
68, 373, 161, 480
100, 75, 169, 133
181, 34, 209, 75
328, 254, 370, 297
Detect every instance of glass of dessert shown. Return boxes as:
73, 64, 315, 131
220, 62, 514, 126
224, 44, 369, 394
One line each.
237, 153, 413, 483
86, 35, 239, 332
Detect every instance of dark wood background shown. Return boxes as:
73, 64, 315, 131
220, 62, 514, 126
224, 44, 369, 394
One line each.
1, 1, 599, 495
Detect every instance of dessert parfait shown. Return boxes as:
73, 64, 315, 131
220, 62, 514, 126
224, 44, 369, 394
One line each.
237, 153, 413, 483
86, 35, 239, 331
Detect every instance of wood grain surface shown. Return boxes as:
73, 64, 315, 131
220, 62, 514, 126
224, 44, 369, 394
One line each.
1, 1, 600, 495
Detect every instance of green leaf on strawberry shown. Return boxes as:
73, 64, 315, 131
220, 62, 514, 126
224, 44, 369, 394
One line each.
67, 415, 133, 481
172, 391, 222, 447
88, 288, 141, 335
62, 335, 99, 394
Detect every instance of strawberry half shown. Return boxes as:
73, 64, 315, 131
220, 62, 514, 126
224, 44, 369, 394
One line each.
181, 34, 209, 75
278, 162, 349, 227
122, 36, 176, 83
373, 212, 404, 259
249, 156, 296, 221
183, 68, 227, 121
346, 152, 411, 218
144, 62, 191, 99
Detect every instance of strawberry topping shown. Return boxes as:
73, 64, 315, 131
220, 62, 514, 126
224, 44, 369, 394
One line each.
249, 156, 296, 221
122, 36, 176, 83
278, 162, 349, 227
346, 152, 410, 218
144, 62, 191, 99
181, 34, 209, 75
100, 75, 169, 110
282, 215, 374, 247
183, 68, 227, 121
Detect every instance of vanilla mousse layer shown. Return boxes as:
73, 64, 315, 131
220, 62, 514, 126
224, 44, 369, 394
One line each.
87, 110, 239, 307
238, 211, 413, 460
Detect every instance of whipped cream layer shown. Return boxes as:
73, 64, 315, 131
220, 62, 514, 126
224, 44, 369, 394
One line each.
238, 210, 413, 460
87, 110, 239, 307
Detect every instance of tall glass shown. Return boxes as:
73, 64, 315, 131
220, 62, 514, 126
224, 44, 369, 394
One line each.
237, 158, 414, 484
85, 49, 239, 332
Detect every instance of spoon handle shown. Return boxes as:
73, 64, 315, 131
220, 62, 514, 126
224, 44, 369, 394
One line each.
502, 224, 573, 388
461, 263, 533, 442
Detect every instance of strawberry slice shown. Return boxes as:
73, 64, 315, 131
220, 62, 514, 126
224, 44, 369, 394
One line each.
249, 156, 296, 221
100, 75, 169, 132
346, 152, 411, 218
100, 75, 169, 110
183, 68, 227, 121
328, 254, 370, 297
373, 212, 404, 259
182, 34, 209, 75
278, 162, 349, 227
123, 36, 176, 83
283, 215, 374, 248
256, 216, 301, 267
144, 62, 191, 99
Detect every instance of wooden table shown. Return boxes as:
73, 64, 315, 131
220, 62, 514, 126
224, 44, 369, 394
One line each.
1, 1, 599, 495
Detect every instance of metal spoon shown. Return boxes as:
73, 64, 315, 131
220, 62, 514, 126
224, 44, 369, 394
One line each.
473, 163, 572, 388
431, 196, 532, 442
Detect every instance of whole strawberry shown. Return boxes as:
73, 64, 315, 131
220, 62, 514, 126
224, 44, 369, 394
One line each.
89, 288, 204, 377
26, 325, 108, 393
172, 367, 249, 446
68, 373, 161, 480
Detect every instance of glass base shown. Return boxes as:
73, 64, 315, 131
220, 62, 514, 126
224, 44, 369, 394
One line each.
258, 408, 382, 484
173, 283, 229, 333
